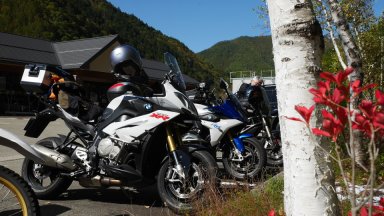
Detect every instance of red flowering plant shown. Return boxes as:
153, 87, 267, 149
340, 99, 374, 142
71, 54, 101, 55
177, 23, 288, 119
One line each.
287, 67, 384, 216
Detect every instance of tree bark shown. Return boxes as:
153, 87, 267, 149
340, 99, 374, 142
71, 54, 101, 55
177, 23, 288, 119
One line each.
266, 0, 339, 215
326, 0, 366, 168
319, 1, 347, 69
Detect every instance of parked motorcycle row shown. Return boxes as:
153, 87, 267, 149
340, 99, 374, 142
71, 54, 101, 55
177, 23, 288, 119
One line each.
0, 45, 282, 214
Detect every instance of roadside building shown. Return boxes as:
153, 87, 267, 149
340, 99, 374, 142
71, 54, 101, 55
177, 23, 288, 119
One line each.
0, 32, 198, 115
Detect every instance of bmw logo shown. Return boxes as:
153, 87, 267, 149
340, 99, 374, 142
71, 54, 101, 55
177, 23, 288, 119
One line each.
144, 103, 152, 111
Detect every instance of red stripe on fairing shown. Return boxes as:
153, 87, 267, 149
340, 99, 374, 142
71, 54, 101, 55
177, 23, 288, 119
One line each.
149, 113, 170, 121
109, 83, 125, 90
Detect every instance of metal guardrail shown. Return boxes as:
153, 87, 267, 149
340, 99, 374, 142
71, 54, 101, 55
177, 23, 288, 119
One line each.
229, 70, 275, 83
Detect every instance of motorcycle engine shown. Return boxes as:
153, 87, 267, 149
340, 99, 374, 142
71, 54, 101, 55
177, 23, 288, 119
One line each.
97, 138, 122, 161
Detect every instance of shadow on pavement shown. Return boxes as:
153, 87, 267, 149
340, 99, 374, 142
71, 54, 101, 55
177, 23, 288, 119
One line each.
48, 184, 163, 207
40, 204, 71, 216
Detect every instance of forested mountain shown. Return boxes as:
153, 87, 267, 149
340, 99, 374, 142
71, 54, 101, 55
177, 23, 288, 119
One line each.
198, 36, 274, 73
0, 0, 217, 80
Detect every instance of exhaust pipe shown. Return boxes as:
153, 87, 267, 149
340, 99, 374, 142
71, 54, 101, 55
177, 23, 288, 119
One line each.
31, 144, 76, 171
79, 176, 122, 188
0, 129, 75, 171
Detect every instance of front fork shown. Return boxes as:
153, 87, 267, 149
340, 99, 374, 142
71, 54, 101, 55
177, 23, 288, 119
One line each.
165, 124, 186, 179
227, 132, 253, 161
261, 115, 275, 149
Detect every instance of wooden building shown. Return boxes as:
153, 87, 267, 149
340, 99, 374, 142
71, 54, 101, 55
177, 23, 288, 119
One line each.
0, 32, 198, 115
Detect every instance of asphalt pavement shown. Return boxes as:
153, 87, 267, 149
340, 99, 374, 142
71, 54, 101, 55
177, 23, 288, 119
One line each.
0, 117, 174, 216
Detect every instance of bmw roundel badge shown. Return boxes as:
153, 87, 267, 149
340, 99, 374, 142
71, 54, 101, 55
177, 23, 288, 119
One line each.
144, 103, 153, 111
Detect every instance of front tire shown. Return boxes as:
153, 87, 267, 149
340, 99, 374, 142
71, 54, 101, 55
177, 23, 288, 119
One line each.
266, 135, 283, 166
222, 137, 266, 180
157, 150, 217, 213
0, 165, 40, 216
21, 137, 72, 199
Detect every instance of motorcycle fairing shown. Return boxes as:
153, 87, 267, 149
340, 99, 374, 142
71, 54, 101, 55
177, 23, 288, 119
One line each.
146, 81, 197, 115
98, 94, 158, 130
201, 119, 243, 146
102, 110, 180, 142
194, 103, 211, 116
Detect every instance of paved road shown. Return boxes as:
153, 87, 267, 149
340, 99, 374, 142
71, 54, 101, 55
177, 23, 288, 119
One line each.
0, 117, 174, 216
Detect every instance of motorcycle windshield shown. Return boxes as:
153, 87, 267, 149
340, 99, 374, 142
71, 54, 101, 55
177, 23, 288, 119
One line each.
163, 52, 198, 116
228, 92, 249, 122
164, 52, 186, 93
210, 100, 241, 121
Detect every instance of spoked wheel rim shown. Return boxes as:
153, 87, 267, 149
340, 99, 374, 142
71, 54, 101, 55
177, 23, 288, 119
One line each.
229, 143, 259, 175
25, 161, 60, 191
0, 176, 28, 216
165, 163, 205, 201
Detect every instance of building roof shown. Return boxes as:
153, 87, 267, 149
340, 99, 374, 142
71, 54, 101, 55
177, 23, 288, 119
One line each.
0, 32, 198, 84
53, 35, 118, 69
0, 32, 59, 65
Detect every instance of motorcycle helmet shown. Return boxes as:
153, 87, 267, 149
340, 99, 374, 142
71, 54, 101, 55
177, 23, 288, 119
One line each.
110, 45, 147, 83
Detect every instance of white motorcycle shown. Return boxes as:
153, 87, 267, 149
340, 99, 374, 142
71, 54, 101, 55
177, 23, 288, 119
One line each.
18, 52, 217, 213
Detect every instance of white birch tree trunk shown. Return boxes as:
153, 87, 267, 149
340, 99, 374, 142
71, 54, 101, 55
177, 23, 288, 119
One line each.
319, 0, 347, 69
326, 0, 366, 167
266, 1, 339, 215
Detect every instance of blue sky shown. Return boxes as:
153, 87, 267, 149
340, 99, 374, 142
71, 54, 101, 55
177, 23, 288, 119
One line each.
108, 0, 384, 53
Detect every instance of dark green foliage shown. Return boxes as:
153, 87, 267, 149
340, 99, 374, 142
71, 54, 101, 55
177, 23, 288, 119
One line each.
197, 36, 275, 73
0, 0, 218, 81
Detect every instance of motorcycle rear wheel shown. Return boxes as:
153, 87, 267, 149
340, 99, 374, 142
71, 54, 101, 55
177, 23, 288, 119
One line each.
0, 165, 40, 216
222, 137, 266, 180
157, 150, 217, 214
21, 137, 72, 199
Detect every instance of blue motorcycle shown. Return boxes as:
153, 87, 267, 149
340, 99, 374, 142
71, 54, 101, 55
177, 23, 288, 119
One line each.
193, 79, 267, 180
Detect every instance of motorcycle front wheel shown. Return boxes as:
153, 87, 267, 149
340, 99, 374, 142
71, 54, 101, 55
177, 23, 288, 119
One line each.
21, 137, 72, 199
266, 135, 283, 166
157, 150, 217, 214
0, 165, 40, 216
222, 137, 266, 180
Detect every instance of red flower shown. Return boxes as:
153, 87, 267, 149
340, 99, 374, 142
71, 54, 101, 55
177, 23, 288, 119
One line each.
374, 112, 384, 130
310, 80, 331, 105
372, 204, 384, 213
312, 109, 344, 142
351, 79, 361, 93
376, 90, 384, 106
288, 105, 315, 125
359, 100, 375, 119
349, 203, 384, 216
334, 107, 348, 125
331, 88, 345, 104
360, 206, 369, 216
352, 80, 377, 96
352, 113, 373, 136
268, 209, 276, 216
312, 127, 331, 137
320, 68, 354, 86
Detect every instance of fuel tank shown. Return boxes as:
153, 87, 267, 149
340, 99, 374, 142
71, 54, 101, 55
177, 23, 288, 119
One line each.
107, 82, 134, 101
